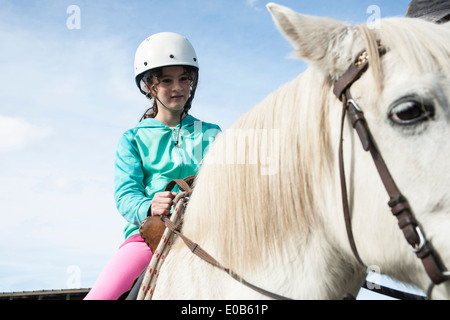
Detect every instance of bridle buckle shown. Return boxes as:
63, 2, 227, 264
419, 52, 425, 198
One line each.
410, 226, 426, 253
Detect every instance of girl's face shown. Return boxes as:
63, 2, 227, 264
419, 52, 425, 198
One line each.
153, 66, 191, 113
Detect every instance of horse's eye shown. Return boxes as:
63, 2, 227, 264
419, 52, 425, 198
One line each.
389, 99, 435, 125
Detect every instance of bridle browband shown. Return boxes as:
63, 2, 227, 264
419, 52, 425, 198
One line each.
333, 46, 450, 297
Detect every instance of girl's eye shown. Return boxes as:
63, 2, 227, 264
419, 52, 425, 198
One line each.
389, 99, 435, 125
180, 76, 189, 82
161, 78, 172, 84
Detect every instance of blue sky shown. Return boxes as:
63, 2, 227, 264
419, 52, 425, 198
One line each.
0, 0, 412, 294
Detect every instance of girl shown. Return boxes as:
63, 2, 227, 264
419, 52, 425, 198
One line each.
85, 32, 221, 300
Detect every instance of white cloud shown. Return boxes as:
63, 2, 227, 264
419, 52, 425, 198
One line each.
0, 116, 52, 152
246, 0, 259, 7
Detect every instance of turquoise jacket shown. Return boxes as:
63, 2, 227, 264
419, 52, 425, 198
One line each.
114, 115, 221, 239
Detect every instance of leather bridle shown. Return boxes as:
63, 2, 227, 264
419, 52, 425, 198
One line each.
333, 46, 450, 297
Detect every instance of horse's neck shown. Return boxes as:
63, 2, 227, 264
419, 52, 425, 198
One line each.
284, 226, 365, 299
160, 230, 365, 299
169, 73, 366, 299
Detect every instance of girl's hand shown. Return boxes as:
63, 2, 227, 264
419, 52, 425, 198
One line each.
150, 191, 177, 216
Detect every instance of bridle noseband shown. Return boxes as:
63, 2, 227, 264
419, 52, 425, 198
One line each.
333, 46, 450, 297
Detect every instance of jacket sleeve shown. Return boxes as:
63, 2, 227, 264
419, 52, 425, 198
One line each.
114, 130, 152, 226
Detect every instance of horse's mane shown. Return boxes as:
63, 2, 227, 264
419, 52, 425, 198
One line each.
183, 18, 450, 274
182, 67, 336, 276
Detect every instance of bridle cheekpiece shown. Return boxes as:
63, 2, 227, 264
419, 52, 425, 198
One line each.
333, 46, 450, 298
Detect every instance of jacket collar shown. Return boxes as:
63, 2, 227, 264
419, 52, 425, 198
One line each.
137, 114, 198, 129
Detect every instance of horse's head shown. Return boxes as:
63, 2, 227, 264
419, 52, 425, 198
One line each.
268, 3, 450, 298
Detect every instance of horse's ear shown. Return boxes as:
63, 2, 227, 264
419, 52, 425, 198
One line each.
266, 2, 356, 79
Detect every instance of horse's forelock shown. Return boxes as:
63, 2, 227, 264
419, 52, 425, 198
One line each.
357, 18, 450, 84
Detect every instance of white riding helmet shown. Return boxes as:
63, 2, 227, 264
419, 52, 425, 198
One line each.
134, 32, 199, 94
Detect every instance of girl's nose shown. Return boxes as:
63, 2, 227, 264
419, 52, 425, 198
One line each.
172, 80, 183, 91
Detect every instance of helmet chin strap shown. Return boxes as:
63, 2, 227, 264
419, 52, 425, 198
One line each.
154, 96, 182, 114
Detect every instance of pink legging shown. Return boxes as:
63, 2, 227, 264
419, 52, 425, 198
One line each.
84, 235, 152, 300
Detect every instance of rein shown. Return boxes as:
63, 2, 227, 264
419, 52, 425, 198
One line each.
137, 176, 292, 300
333, 46, 450, 298
161, 216, 292, 300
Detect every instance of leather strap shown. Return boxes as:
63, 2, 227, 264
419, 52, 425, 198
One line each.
334, 48, 449, 285
338, 93, 364, 266
161, 216, 293, 300
333, 50, 370, 100
164, 175, 196, 193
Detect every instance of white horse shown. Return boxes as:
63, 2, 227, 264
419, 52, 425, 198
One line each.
152, 3, 450, 299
